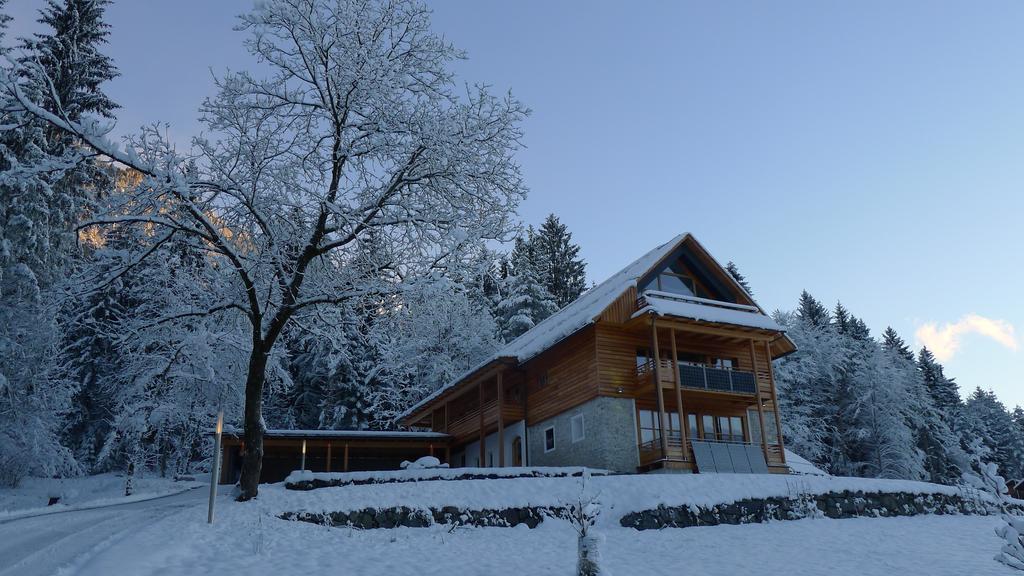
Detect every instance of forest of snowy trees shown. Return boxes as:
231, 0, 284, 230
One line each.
0, 0, 1021, 495
0, 0, 591, 493
771, 290, 1024, 486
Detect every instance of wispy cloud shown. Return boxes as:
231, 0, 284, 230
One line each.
915, 314, 1018, 362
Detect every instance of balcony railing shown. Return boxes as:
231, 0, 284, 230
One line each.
637, 360, 757, 395
678, 363, 757, 394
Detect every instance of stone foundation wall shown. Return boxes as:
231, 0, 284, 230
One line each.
620, 490, 1012, 530
526, 396, 638, 472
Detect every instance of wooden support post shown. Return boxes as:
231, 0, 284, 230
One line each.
497, 371, 505, 467
651, 321, 669, 458
764, 340, 786, 464
326, 442, 333, 473
522, 376, 529, 467
749, 339, 770, 462
479, 379, 486, 467
670, 327, 686, 460
429, 444, 435, 457
443, 401, 449, 433
343, 443, 350, 472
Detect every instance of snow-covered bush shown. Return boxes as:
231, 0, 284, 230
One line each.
400, 456, 448, 470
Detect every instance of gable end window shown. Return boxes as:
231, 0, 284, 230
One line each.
544, 426, 556, 453
656, 272, 696, 296
571, 414, 585, 443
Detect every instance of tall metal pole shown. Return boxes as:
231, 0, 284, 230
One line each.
208, 411, 223, 524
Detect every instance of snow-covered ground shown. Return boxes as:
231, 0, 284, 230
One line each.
0, 472, 1014, 575
0, 473, 203, 521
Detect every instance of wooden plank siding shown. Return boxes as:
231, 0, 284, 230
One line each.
523, 326, 600, 426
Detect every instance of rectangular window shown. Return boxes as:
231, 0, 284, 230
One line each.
747, 409, 762, 445
730, 416, 744, 442
711, 358, 737, 370
657, 272, 695, 296
765, 413, 780, 445
677, 352, 705, 366
638, 409, 659, 445
688, 413, 699, 440
537, 371, 549, 389
666, 412, 681, 443
702, 415, 715, 441
571, 414, 585, 443
544, 426, 556, 453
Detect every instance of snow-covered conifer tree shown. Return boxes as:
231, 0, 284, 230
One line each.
725, 261, 752, 295
497, 234, 558, 342
534, 214, 587, 308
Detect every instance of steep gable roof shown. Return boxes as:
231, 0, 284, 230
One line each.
400, 233, 793, 423
399, 234, 687, 421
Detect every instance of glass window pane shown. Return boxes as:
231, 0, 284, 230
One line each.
658, 273, 694, 296
747, 409, 762, 444
688, 414, 699, 439
702, 415, 715, 440
717, 416, 729, 441
731, 417, 744, 442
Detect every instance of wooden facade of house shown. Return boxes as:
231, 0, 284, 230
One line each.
401, 233, 796, 474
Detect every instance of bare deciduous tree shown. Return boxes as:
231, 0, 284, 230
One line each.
3, 0, 527, 499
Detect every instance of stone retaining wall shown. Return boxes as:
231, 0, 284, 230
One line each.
286, 469, 601, 491
281, 505, 567, 529
280, 489, 1014, 531
620, 490, 1011, 530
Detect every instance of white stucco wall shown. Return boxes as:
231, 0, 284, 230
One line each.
450, 420, 526, 468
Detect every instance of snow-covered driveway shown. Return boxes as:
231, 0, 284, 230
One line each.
0, 487, 204, 576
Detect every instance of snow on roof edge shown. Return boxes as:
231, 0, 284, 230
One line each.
398, 233, 689, 422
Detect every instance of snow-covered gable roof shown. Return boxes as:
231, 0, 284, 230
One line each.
401, 232, 792, 423
400, 234, 687, 421
495, 233, 687, 362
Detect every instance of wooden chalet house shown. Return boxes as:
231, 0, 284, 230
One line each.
401, 233, 797, 474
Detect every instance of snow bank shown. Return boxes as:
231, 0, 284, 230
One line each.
785, 449, 829, 476
0, 473, 204, 520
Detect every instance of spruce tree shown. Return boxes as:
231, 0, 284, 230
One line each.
848, 315, 871, 341
882, 326, 914, 361
796, 291, 830, 328
833, 302, 850, 334
963, 388, 1024, 481
918, 347, 962, 420
497, 236, 558, 342
725, 261, 753, 295
535, 214, 587, 308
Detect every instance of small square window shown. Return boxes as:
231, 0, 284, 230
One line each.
544, 426, 556, 453
571, 414, 585, 443
537, 371, 549, 388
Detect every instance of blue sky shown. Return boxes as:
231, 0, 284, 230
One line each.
6, 1, 1023, 407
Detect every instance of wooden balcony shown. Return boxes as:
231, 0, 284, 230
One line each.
636, 360, 758, 396
444, 399, 525, 443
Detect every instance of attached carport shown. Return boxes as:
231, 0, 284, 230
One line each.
218, 429, 452, 484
